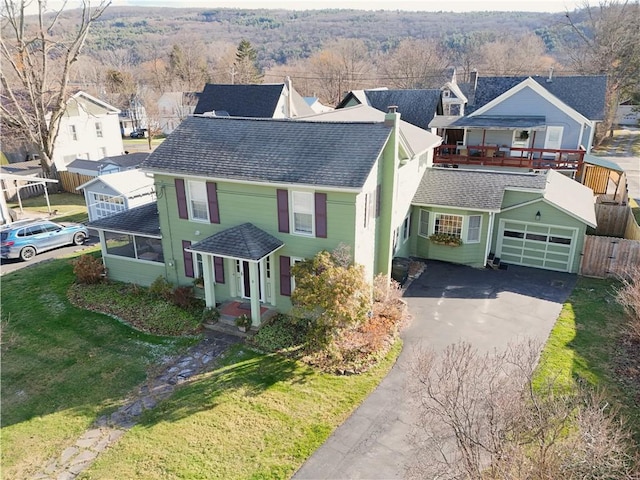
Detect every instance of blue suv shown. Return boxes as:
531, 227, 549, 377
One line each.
1, 219, 88, 261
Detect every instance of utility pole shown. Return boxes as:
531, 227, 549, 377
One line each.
230, 66, 237, 85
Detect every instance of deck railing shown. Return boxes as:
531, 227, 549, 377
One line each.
434, 145, 585, 170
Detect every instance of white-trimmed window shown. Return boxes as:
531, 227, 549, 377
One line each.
291, 257, 304, 291
434, 213, 463, 238
291, 191, 314, 235
95, 122, 103, 138
187, 180, 209, 222
466, 215, 482, 243
402, 215, 411, 242
69, 125, 78, 141
418, 209, 430, 237
99, 147, 107, 158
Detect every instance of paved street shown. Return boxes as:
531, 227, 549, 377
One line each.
593, 126, 640, 203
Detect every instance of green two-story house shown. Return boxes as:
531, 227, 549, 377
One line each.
90, 108, 441, 325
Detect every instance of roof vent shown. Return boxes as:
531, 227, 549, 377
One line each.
547, 67, 554, 82
387, 105, 398, 114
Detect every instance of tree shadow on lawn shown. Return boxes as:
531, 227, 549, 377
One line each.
134, 345, 316, 427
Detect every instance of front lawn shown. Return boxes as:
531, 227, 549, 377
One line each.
534, 276, 640, 440
2, 254, 401, 479
1, 255, 196, 479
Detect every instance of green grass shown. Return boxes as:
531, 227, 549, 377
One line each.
8, 192, 89, 223
534, 277, 640, 437
2, 253, 401, 479
80, 342, 401, 480
1, 255, 197, 479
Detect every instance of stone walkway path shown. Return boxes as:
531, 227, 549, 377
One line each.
32, 331, 241, 480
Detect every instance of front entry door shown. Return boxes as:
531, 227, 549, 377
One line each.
238, 260, 264, 301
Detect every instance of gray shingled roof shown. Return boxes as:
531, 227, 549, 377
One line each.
468, 75, 607, 120
413, 168, 547, 211
189, 223, 284, 261
450, 115, 546, 129
193, 84, 285, 117
89, 202, 161, 236
337, 89, 443, 130
141, 116, 392, 189
67, 153, 148, 173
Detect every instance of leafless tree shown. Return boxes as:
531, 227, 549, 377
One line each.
407, 341, 638, 479
307, 39, 373, 106
377, 39, 450, 89
478, 33, 554, 76
0, 0, 110, 177
564, 0, 640, 136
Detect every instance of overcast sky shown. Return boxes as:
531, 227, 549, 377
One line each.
47, 0, 600, 13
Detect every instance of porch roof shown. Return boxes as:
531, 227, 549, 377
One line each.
449, 115, 547, 130
88, 202, 161, 237
189, 223, 284, 261
582, 154, 624, 172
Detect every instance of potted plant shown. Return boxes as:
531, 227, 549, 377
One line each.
429, 233, 463, 247
193, 276, 204, 288
235, 313, 252, 332
201, 307, 219, 325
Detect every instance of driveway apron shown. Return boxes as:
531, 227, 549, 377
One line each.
293, 260, 577, 479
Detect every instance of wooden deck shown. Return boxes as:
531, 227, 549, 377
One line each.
434, 145, 585, 170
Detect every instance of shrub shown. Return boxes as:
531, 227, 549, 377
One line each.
617, 266, 640, 340
170, 286, 198, 310
149, 275, 172, 300
71, 255, 105, 284
201, 307, 220, 324
250, 314, 308, 353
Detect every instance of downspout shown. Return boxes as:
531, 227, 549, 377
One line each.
484, 212, 495, 263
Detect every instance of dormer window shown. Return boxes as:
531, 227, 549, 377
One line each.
442, 89, 450, 98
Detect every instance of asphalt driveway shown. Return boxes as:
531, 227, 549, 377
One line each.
294, 260, 577, 479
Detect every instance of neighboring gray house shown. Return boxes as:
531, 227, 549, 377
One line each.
194, 79, 314, 118
67, 153, 148, 177
77, 169, 155, 221
337, 88, 444, 131
430, 72, 607, 169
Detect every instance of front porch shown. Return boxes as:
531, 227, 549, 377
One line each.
202, 300, 278, 336
434, 144, 585, 171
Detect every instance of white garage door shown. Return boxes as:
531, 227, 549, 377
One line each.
496, 220, 577, 272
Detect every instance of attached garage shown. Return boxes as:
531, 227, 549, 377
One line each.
496, 220, 577, 272
412, 168, 597, 274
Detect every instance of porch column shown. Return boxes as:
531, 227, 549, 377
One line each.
248, 261, 260, 326
203, 255, 216, 308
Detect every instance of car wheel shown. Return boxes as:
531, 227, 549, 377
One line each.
73, 232, 86, 245
20, 246, 36, 261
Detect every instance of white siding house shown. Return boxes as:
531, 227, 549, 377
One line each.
53, 92, 124, 172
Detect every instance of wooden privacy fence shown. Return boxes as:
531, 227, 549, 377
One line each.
580, 235, 640, 278
594, 202, 631, 237
58, 171, 93, 194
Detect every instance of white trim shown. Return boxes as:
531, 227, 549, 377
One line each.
411, 202, 498, 213
71, 91, 121, 114
466, 214, 482, 244
418, 209, 430, 238
499, 197, 596, 228
484, 211, 495, 262
470, 77, 590, 125
92, 227, 162, 239
148, 171, 362, 193
290, 189, 315, 236
186, 243, 285, 263
504, 186, 545, 195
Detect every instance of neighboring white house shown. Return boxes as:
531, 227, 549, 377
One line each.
303, 97, 334, 114
77, 169, 155, 221
53, 91, 124, 172
157, 92, 199, 135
